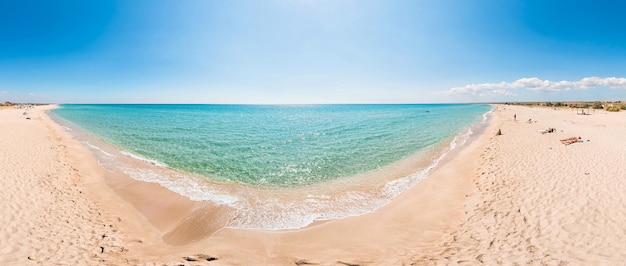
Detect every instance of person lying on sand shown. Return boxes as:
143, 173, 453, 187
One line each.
560, 137, 583, 145
540, 128, 556, 134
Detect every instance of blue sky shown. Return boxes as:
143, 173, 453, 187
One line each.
2, 0, 626, 104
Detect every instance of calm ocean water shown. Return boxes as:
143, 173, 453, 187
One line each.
52, 104, 492, 229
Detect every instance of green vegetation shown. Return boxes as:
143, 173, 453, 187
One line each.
544, 102, 565, 107
592, 101, 604, 109
507, 101, 626, 111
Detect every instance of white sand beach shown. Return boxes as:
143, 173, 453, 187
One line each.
1, 104, 625, 265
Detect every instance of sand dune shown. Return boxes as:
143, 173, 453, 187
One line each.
1, 104, 625, 265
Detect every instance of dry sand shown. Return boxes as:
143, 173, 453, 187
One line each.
423, 105, 626, 265
1, 104, 625, 265
0, 105, 141, 265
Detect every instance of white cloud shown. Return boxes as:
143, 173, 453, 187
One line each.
446, 77, 626, 97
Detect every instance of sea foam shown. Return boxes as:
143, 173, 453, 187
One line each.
120, 151, 168, 167
52, 104, 493, 230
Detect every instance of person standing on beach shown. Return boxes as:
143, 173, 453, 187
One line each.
514, 114, 516, 122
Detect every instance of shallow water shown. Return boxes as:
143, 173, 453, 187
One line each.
51, 104, 492, 229
53, 104, 489, 185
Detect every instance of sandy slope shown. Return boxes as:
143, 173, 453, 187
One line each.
420, 105, 626, 265
1, 104, 625, 265
0, 106, 149, 265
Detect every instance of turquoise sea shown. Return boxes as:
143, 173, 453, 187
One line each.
52, 104, 492, 229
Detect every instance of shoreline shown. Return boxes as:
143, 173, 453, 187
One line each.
48, 104, 491, 233
2, 103, 624, 264
4, 104, 494, 264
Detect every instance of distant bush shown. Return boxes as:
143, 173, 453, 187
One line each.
592, 101, 604, 109
606, 106, 620, 112
621, 105, 626, 110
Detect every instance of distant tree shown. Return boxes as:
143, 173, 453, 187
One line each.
592, 101, 603, 109
545, 102, 553, 107
555, 102, 563, 107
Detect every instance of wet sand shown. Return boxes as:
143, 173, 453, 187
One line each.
1, 104, 625, 265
